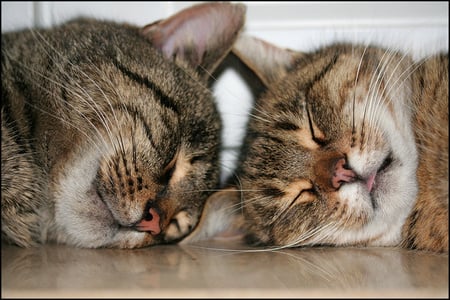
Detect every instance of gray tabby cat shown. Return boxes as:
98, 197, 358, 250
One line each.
1, 2, 246, 248
186, 35, 448, 253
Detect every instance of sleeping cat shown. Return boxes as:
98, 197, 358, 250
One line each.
1, 2, 246, 248
185, 34, 448, 253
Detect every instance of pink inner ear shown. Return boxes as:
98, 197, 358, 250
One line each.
159, 19, 208, 67
141, 5, 217, 64
140, 2, 245, 69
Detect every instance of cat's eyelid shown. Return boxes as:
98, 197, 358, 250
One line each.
282, 179, 316, 206
305, 105, 326, 145
295, 190, 316, 204
285, 179, 313, 196
162, 150, 178, 175
158, 151, 179, 186
190, 155, 204, 164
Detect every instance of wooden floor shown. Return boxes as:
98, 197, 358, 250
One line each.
1, 240, 448, 298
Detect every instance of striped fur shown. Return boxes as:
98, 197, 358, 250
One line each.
227, 36, 448, 253
1, 3, 246, 248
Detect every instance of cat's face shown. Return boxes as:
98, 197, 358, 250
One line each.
53, 56, 222, 248
52, 3, 246, 249
1, 2, 246, 248
233, 38, 419, 248
69, 105, 218, 248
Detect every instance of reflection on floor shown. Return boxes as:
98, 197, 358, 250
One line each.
1, 240, 448, 298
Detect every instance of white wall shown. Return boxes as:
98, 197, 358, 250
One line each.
2, 1, 448, 182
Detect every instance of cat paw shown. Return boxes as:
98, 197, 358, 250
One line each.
164, 211, 194, 242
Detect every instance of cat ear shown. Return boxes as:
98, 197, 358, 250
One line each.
140, 2, 246, 81
232, 34, 303, 87
180, 188, 245, 244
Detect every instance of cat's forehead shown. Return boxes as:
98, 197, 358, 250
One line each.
298, 43, 407, 77
266, 43, 410, 107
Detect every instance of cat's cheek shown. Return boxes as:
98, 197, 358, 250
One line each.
55, 189, 118, 248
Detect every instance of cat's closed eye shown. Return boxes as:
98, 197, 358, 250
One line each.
1, 2, 246, 249
282, 179, 316, 206
204, 34, 448, 253
159, 153, 178, 185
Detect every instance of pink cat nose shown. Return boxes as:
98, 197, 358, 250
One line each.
332, 158, 356, 189
135, 207, 161, 235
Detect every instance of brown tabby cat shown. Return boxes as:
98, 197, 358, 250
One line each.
1, 2, 246, 248
186, 34, 448, 253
